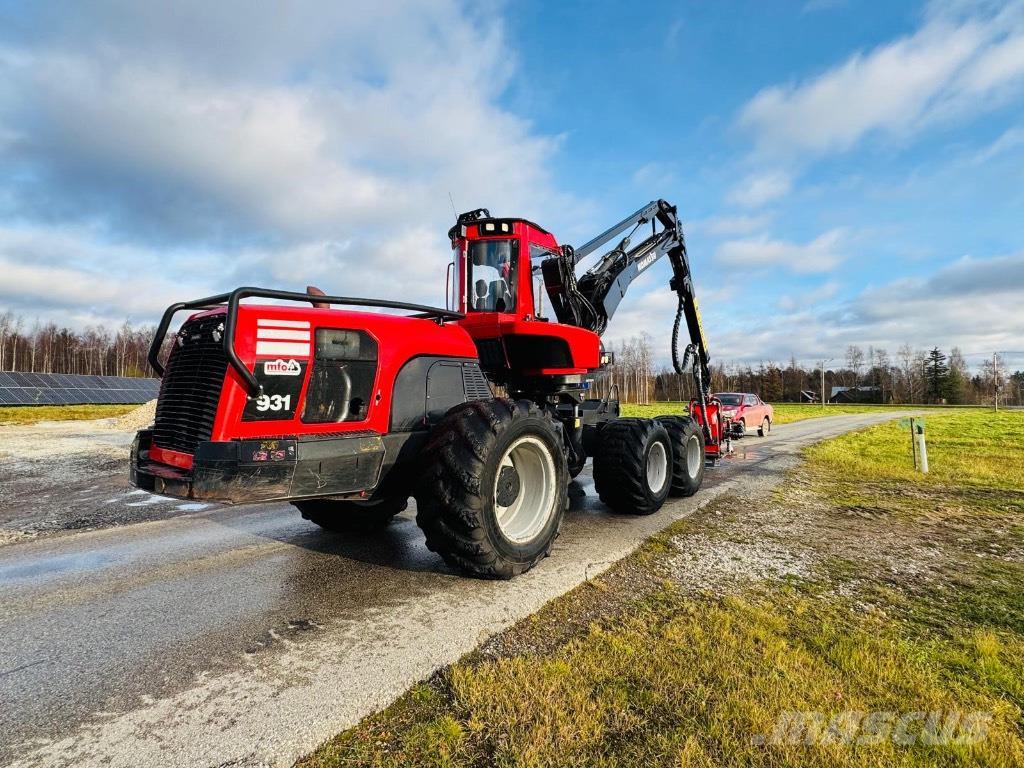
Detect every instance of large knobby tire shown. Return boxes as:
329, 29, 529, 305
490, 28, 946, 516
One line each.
293, 495, 408, 532
415, 399, 568, 579
655, 415, 705, 497
593, 418, 673, 515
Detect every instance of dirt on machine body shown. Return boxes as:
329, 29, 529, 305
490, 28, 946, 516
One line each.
131, 200, 732, 577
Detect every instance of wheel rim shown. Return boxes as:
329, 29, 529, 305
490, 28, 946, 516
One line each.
646, 441, 668, 494
685, 434, 702, 479
494, 435, 557, 544
763, 419, 769, 433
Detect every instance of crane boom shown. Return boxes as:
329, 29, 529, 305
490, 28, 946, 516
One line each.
540, 199, 711, 399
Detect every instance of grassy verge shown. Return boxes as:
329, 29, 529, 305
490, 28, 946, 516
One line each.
622, 401, 953, 424
0, 404, 138, 425
302, 409, 1024, 767
806, 410, 1024, 505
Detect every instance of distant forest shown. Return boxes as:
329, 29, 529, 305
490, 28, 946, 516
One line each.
1, 311, 1020, 406
0, 311, 156, 378
590, 336, 1020, 407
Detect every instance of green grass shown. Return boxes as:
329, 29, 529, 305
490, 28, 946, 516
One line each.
772, 403, 909, 424
0, 404, 138, 425
622, 401, 957, 425
306, 588, 1024, 767
804, 411, 1024, 512
302, 409, 1024, 768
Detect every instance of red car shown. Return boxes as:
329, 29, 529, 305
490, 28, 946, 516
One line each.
714, 392, 773, 437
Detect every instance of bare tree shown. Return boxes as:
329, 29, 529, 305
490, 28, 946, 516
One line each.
0, 310, 12, 371
980, 353, 1006, 405
845, 345, 865, 387
0, 312, 158, 376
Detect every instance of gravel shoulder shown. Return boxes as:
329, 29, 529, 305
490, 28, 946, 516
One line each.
0, 402, 216, 546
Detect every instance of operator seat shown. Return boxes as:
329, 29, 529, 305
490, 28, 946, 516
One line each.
489, 279, 511, 312
475, 279, 489, 310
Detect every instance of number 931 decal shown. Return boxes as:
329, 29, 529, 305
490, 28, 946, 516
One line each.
255, 393, 291, 412
242, 360, 307, 421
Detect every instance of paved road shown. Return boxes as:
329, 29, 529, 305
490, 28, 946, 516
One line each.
0, 412, 911, 767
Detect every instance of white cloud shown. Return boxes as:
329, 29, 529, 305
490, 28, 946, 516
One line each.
726, 171, 792, 207
600, 280, 733, 363
957, 29, 1024, 92
1, 47, 564, 238
815, 252, 1024, 357
714, 228, 847, 274
697, 213, 774, 237
971, 125, 1024, 164
632, 162, 676, 190
854, 251, 1024, 308
234, 227, 449, 305
0, 0, 583, 325
0, 221, 458, 327
0, 225, 208, 322
703, 252, 1024, 364
738, 1, 1024, 156
776, 280, 841, 311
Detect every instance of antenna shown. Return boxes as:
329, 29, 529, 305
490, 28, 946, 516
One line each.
448, 192, 458, 219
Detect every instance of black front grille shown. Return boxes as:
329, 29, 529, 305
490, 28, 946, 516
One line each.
153, 314, 229, 455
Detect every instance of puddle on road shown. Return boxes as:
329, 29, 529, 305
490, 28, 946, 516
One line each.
0, 550, 113, 582
124, 495, 170, 508
175, 502, 212, 512
722, 446, 764, 461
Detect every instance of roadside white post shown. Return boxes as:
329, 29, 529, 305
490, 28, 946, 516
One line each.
915, 421, 928, 474
902, 416, 927, 472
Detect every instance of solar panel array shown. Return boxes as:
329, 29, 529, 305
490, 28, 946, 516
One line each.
0, 372, 161, 406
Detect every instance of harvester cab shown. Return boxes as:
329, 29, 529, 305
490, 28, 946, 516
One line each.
132, 200, 724, 579
447, 209, 604, 389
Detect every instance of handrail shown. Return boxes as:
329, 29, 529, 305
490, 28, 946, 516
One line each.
147, 287, 464, 397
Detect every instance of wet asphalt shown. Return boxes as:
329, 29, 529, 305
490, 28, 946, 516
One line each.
0, 412, 912, 768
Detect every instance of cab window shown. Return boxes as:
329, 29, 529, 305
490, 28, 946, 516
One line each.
468, 239, 517, 312
530, 243, 557, 261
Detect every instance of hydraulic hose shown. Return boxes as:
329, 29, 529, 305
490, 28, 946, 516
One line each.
671, 293, 714, 444
671, 294, 690, 376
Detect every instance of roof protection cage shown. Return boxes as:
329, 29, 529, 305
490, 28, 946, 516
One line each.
147, 287, 464, 398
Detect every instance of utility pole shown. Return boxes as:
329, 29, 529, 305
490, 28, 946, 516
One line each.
818, 358, 833, 409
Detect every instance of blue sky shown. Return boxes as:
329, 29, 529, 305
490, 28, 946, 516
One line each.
1, 0, 1023, 371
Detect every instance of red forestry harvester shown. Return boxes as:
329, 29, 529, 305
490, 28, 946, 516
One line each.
131, 200, 727, 578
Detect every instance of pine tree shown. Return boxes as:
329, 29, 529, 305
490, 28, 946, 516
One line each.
926, 347, 949, 402
1012, 371, 1024, 406
947, 347, 969, 404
